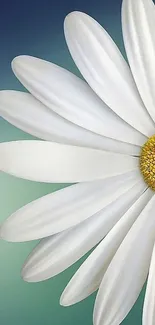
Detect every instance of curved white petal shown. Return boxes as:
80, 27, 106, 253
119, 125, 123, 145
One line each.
94, 191, 155, 325
143, 242, 155, 325
0, 90, 141, 156
21, 180, 146, 282
0, 171, 141, 242
61, 187, 150, 306
122, 0, 155, 123
12, 55, 146, 147
64, 11, 155, 137
0, 141, 139, 183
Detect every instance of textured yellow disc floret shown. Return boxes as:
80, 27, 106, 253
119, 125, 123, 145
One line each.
140, 135, 155, 191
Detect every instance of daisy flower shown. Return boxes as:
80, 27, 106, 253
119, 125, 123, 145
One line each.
1, 0, 155, 323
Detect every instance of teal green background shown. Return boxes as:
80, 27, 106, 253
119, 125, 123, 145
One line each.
0, 0, 146, 324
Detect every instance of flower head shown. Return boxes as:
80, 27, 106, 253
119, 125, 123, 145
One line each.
0, 0, 155, 324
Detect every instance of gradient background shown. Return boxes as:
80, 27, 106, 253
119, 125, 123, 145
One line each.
0, 0, 146, 324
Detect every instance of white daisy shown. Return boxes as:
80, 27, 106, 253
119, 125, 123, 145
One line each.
1, 0, 155, 324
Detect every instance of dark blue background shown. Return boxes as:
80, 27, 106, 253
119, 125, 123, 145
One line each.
0, 0, 124, 90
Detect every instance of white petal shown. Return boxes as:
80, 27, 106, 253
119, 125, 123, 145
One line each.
143, 242, 155, 325
0, 171, 140, 242
0, 141, 139, 183
64, 11, 155, 137
94, 191, 155, 325
61, 186, 150, 306
122, 0, 155, 123
12, 56, 146, 146
0, 90, 141, 156
21, 180, 146, 282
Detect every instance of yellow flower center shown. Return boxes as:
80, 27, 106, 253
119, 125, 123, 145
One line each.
140, 135, 155, 190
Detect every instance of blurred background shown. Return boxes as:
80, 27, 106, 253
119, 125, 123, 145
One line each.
0, 0, 145, 324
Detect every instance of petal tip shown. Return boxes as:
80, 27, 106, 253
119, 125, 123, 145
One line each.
0, 90, 10, 101
11, 55, 23, 67
64, 11, 86, 27
59, 293, 70, 307
21, 268, 32, 283
0, 222, 13, 242
60, 290, 76, 307
21, 263, 48, 283
11, 55, 33, 74
64, 11, 76, 28
21, 265, 40, 283
65, 10, 80, 19
0, 219, 25, 243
